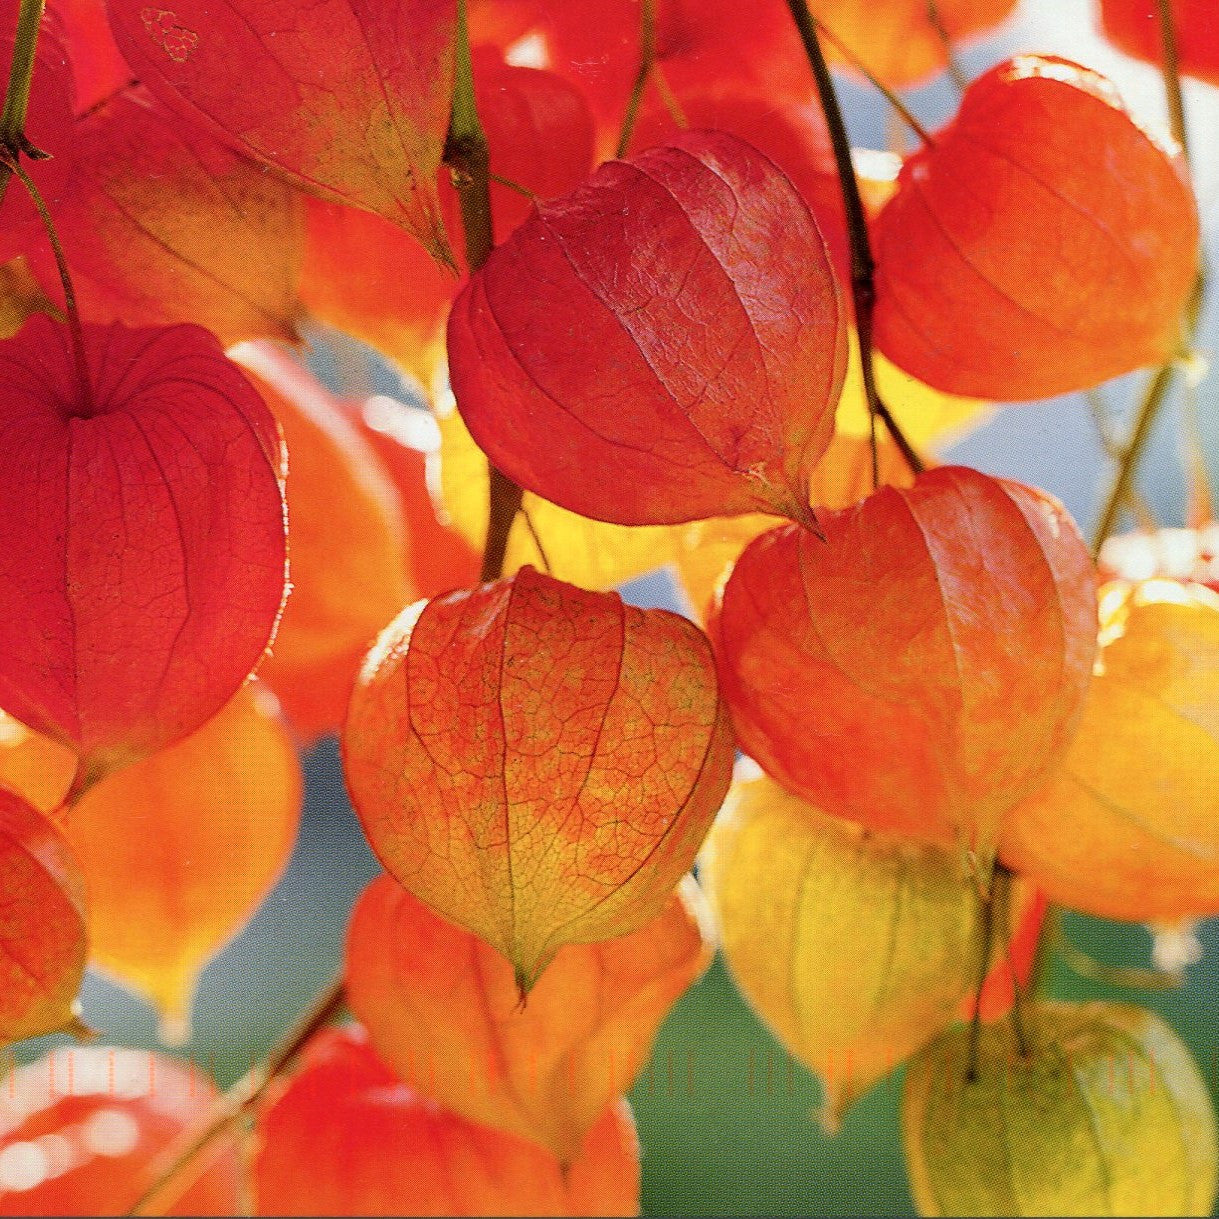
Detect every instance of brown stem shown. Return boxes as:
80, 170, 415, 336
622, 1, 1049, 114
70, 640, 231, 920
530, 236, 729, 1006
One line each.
1155, 0, 1189, 163
926, 0, 967, 93
127, 977, 348, 1216
616, 0, 656, 158
444, 0, 522, 583
781, 0, 925, 483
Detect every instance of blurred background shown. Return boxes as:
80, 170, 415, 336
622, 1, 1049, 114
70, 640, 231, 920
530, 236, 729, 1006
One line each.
15, 0, 1219, 1213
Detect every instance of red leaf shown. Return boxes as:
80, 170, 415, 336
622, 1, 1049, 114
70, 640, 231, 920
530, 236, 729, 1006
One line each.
447, 130, 846, 528
342, 566, 734, 989
710, 466, 1097, 849
49, 0, 132, 112
253, 1025, 641, 1217
1101, 0, 1219, 87
0, 790, 86, 1044
31, 88, 305, 345
104, 0, 457, 263
0, 316, 288, 780
0, 1048, 239, 1215
873, 56, 1199, 400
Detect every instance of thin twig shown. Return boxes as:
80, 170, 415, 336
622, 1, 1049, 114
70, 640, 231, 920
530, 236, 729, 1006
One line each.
127, 977, 348, 1215
1053, 923, 1184, 992
1155, 0, 1189, 164
967, 876, 998, 1083
616, 0, 656, 158
3, 156, 93, 414
926, 0, 967, 93
782, 0, 926, 485
813, 16, 935, 146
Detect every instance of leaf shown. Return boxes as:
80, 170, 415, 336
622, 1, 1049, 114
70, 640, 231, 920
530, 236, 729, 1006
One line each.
0, 316, 288, 781
903, 1001, 1218, 1217
810, 0, 1018, 87
700, 768, 986, 1128
434, 396, 680, 590
0, 16, 77, 264
49, 0, 133, 111
342, 566, 734, 989
1001, 579, 1219, 922
447, 129, 847, 529
253, 1025, 641, 1217
32, 87, 306, 345
104, 0, 457, 263
230, 344, 413, 672
709, 466, 1097, 850
63, 683, 301, 1040
0, 1047, 240, 1215
1101, 0, 1219, 87
873, 55, 1199, 400
345, 872, 712, 1163
0, 789, 87, 1045
469, 0, 811, 152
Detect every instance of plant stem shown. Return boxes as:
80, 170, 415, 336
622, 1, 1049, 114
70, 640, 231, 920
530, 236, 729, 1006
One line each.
127, 976, 348, 1216
3, 155, 93, 414
0, 0, 46, 207
926, 0, 967, 93
616, 0, 656, 158
1053, 921, 1184, 991
444, 0, 523, 583
781, 0, 925, 484
1155, 0, 1189, 164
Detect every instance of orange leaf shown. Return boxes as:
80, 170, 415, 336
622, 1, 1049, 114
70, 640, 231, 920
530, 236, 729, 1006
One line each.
105, 0, 456, 263
253, 1025, 641, 1217
33, 88, 306, 345
64, 684, 302, 1039
710, 467, 1097, 849
345, 872, 712, 1163
1002, 579, 1219, 922
873, 56, 1199, 400
343, 566, 734, 989
0, 790, 87, 1045
0, 1048, 240, 1215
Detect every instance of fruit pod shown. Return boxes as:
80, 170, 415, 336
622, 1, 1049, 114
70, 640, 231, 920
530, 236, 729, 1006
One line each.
345, 873, 713, 1163
709, 466, 1096, 851
1002, 578, 1219, 922
903, 1001, 1218, 1216
252, 1025, 641, 1217
343, 565, 735, 990
446, 129, 846, 528
872, 55, 1198, 401
701, 769, 999, 1126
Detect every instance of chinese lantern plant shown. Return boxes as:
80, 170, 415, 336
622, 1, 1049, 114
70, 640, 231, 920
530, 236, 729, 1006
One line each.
710, 466, 1098, 852
343, 565, 734, 991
